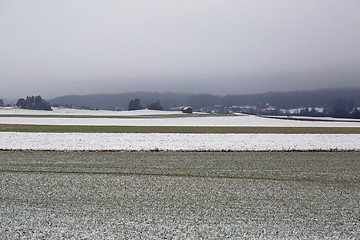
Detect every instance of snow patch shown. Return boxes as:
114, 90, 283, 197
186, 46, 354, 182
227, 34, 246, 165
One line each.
1, 115, 360, 127
0, 107, 181, 116
1, 132, 359, 151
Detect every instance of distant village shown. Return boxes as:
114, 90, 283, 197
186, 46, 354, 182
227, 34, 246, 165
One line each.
197, 103, 360, 119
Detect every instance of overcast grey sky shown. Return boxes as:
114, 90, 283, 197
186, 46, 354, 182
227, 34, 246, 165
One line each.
1, 0, 360, 99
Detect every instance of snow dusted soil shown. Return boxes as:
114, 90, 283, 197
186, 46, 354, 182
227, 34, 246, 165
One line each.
1, 108, 359, 151
0, 108, 179, 116
1, 132, 359, 151
1, 108, 360, 128
2, 115, 360, 127
1, 151, 359, 239
1, 108, 359, 238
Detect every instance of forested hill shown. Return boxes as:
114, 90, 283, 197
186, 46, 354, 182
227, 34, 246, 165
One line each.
49, 88, 360, 111
221, 88, 360, 109
49, 92, 192, 110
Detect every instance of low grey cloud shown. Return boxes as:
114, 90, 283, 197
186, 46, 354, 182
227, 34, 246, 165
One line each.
1, 0, 359, 99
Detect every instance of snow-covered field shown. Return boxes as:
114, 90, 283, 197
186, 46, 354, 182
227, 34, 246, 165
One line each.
1, 108, 359, 151
1, 109, 359, 239
0, 107, 179, 116
1, 110, 360, 128
5, 115, 360, 127
1, 132, 359, 151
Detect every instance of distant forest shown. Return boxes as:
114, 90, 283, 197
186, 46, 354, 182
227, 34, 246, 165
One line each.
16, 96, 52, 111
49, 88, 360, 111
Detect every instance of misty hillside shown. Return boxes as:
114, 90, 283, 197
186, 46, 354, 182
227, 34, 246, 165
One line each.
49, 92, 192, 110
49, 88, 360, 111
220, 88, 360, 109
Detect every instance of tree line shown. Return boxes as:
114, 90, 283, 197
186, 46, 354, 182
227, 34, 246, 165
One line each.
46, 88, 360, 118
16, 96, 52, 111
128, 98, 163, 111
49, 89, 360, 111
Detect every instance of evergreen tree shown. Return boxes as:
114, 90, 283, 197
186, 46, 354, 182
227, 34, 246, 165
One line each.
148, 100, 163, 110
16, 98, 26, 108
329, 98, 354, 113
16, 95, 52, 111
128, 98, 142, 111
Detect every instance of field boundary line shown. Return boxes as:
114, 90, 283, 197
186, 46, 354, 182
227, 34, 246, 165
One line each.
2, 169, 357, 184
1, 149, 359, 153
1, 124, 360, 134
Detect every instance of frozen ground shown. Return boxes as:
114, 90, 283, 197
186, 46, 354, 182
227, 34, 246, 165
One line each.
1, 132, 359, 151
1, 151, 359, 239
1, 115, 360, 128
1, 108, 359, 151
1, 107, 360, 127
0, 107, 180, 116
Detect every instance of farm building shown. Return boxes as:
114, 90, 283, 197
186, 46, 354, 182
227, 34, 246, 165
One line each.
181, 107, 193, 114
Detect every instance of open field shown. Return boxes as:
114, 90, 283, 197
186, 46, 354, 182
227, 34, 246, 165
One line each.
1, 109, 360, 128
0, 108, 359, 151
0, 113, 222, 119
1, 108, 359, 238
1, 151, 359, 239
1, 124, 360, 134
1, 132, 360, 151
0, 108, 185, 116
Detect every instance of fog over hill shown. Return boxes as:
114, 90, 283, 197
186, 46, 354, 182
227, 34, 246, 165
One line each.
49, 88, 360, 111
50, 92, 190, 110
